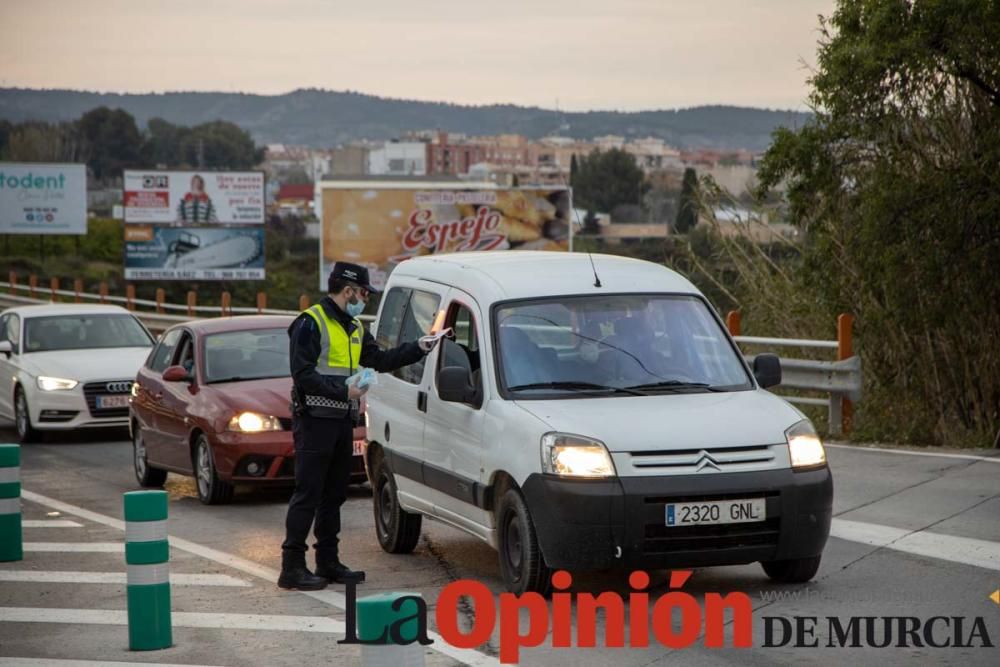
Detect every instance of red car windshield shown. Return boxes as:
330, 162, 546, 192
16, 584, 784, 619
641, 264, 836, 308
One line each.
203, 328, 289, 384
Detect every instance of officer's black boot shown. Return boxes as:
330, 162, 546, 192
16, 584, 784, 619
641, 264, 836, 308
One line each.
316, 556, 366, 584
277, 550, 328, 591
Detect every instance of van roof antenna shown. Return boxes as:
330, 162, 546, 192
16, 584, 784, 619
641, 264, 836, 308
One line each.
588, 253, 602, 288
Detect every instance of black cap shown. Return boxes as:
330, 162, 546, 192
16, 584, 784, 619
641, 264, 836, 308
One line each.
329, 262, 380, 294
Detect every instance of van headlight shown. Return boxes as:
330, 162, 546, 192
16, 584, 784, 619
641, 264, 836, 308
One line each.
227, 412, 283, 433
37, 376, 79, 391
786, 420, 826, 469
541, 433, 616, 478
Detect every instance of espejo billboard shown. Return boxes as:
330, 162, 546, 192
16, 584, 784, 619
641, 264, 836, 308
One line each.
123, 170, 265, 224
0, 162, 87, 235
320, 185, 571, 290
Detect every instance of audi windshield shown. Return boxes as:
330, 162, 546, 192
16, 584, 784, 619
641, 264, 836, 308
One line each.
494, 295, 752, 397
24, 315, 153, 353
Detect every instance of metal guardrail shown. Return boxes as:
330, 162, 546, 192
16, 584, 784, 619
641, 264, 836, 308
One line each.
0, 283, 376, 332
731, 319, 862, 436
2, 279, 860, 435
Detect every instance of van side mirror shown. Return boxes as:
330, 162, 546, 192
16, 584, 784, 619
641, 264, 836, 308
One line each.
753, 354, 782, 389
438, 366, 478, 405
163, 365, 192, 383
0, 341, 11, 357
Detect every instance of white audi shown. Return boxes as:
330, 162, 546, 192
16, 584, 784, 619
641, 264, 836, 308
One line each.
0, 304, 155, 442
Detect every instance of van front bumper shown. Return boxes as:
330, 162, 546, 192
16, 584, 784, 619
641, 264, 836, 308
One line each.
521, 466, 832, 571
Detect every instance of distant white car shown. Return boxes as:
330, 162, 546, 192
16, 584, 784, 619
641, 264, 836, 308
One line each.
0, 304, 155, 442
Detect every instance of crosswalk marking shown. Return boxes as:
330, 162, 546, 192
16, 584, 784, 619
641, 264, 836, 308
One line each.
0, 570, 250, 587
21, 520, 82, 528
20, 489, 500, 667
22, 542, 122, 552
0, 608, 345, 633
831, 518, 1000, 571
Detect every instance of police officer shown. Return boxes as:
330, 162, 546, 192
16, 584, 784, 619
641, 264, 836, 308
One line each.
279, 262, 430, 590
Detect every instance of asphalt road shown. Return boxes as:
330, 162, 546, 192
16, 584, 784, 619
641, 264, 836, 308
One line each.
1, 420, 999, 666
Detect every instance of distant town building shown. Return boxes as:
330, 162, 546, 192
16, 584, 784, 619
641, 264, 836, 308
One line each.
367, 141, 427, 176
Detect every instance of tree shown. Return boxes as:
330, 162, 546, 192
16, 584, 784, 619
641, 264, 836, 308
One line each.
755, 0, 1000, 447
180, 121, 264, 169
2, 122, 80, 163
140, 118, 189, 168
674, 167, 699, 234
77, 107, 142, 180
582, 210, 600, 236
572, 148, 648, 221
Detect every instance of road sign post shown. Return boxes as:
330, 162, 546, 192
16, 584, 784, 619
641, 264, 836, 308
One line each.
123, 490, 172, 650
0, 444, 22, 562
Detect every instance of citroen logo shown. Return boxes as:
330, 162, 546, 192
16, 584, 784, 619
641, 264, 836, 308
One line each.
105, 381, 133, 393
694, 450, 722, 472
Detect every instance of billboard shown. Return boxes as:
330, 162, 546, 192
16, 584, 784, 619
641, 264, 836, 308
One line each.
320, 186, 571, 290
124, 226, 265, 280
123, 170, 265, 224
0, 163, 87, 235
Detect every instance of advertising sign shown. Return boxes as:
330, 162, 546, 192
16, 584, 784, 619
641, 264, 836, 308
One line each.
124, 226, 265, 280
123, 170, 265, 224
0, 162, 87, 235
320, 186, 571, 290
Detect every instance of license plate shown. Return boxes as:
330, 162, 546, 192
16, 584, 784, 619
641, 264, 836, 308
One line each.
352, 440, 365, 456
96, 395, 129, 409
666, 498, 766, 526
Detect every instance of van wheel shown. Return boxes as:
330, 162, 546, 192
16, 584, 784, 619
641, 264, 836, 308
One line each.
761, 555, 822, 583
194, 434, 233, 505
373, 462, 421, 553
497, 487, 551, 595
133, 425, 167, 488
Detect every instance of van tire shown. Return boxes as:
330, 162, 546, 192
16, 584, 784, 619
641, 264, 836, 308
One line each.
373, 462, 421, 554
761, 555, 822, 583
497, 487, 551, 595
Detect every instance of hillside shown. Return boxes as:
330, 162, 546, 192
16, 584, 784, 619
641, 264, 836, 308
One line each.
0, 88, 810, 151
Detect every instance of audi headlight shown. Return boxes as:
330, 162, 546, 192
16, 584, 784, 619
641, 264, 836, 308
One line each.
227, 412, 283, 433
786, 419, 826, 469
541, 433, 616, 478
37, 376, 78, 391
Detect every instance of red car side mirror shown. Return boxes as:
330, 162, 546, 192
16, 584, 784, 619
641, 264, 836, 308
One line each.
163, 365, 192, 382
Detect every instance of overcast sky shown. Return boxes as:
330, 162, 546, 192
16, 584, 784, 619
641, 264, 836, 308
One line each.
0, 0, 834, 111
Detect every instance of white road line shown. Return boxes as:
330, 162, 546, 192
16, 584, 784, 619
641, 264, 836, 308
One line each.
20, 490, 499, 667
21, 520, 82, 528
826, 443, 1000, 464
23, 542, 122, 553
0, 570, 250, 587
0, 607, 345, 633
831, 518, 1000, 571
0, 659, 224, 667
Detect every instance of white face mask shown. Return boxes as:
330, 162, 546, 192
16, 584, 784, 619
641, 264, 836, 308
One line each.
580, 341, 600, 363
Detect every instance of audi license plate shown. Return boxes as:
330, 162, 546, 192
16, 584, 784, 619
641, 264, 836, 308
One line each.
666, 498, 766, 526
96, 395, 129, 409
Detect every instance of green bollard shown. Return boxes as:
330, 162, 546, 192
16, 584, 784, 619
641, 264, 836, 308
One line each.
0, 444, 21, 562
123, 490, 172, 651
357, 591, 426, 667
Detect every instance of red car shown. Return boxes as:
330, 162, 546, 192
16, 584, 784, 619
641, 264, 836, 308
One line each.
129, 316, 368, 504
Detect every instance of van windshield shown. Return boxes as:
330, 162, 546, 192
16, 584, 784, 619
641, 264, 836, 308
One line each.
494, 295, 752, 397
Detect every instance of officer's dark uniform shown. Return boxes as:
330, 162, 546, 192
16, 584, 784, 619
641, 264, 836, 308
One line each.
279, 263, 424, 590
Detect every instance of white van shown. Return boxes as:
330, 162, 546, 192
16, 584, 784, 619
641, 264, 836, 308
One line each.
365, 252, 832, 594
